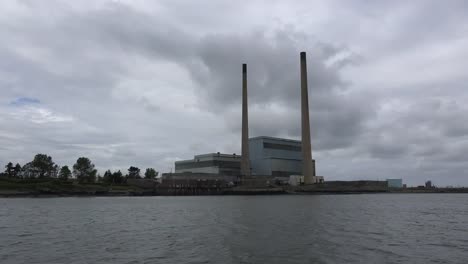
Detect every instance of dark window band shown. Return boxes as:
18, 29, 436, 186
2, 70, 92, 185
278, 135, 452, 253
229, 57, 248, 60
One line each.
263, 142, 301, 152
176, 160, 241, 170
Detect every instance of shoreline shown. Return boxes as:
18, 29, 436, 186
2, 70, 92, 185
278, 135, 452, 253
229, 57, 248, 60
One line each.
2, 188, 468, 197
2, 178, 467, 198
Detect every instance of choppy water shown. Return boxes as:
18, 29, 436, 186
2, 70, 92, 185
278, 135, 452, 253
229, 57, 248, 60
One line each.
1, 194, 467, 264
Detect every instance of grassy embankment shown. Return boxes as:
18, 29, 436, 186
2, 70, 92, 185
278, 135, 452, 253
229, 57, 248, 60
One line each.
0, 178, 146, 197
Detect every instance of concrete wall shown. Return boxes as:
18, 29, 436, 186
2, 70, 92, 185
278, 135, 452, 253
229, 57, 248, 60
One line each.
161, 172, 237, 184
249, 138, 269, 175
323, 181, 387, 187
387, 179, 403, 188
250, 158, 271, 176
270, 158, 301, 175
249, 137, 302, 176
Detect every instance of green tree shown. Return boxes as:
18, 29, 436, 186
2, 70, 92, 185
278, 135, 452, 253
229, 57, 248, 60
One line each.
13, 163, 21, 178
4, 162, 14, 177
20, 162, 38, 179
127, 166, 141, 179
144, 168, 158, 179
96, 173, 103, 183
112, 170, 124, 184
59, 166, 72, 181
31, 154, 55, 178
52, 164, 60, 178
103, 170, 113, 184
73, 157, 97, 183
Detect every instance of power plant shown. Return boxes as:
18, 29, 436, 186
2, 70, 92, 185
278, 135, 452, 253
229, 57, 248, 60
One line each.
166, 52, 323, 185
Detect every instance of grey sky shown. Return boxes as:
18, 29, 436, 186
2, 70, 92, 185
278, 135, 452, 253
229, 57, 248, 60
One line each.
1, 0, 468, 186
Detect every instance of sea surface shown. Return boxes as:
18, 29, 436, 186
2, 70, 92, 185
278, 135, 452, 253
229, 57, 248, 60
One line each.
1, 194, 467, 264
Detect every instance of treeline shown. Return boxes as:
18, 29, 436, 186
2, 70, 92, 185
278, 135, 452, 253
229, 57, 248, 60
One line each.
1, 154, 158, 184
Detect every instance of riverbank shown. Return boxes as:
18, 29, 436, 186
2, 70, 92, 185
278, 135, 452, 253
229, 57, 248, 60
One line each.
2, 178, 467, 197
2, 187, 468, 197
0, 178, 151, 197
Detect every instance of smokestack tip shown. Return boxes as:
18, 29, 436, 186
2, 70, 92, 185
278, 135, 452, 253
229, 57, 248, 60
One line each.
242, 63, 247, 73
300, 52, 306, 59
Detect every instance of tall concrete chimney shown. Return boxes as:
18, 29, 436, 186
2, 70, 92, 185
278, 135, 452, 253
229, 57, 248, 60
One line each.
241, 63, 251, 177
300, 52, 315, 184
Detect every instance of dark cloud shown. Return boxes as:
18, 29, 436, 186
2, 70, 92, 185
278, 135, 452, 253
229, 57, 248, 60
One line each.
191, 31, 351, 108
1, 1, 468, 185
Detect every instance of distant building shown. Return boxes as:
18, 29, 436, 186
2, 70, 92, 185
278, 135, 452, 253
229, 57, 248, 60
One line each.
425, 180, 433, 188
175, 153, 241, 176
249, 136, 315, 177
387, 178, 403, 188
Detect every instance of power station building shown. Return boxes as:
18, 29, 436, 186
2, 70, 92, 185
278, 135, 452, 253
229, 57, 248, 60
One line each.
175, 153, 241, 176
250, 136, 311, 177
387, 178, 403, 188
174, 136, 315, 177
170, 52, 321, 184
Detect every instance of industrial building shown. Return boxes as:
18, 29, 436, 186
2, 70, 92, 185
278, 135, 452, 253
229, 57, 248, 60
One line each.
387, 179, 403, 188
249, 136, 315, 177
174, 136, 316, 178
175, 153, 241, 176
169, 52, 321, 185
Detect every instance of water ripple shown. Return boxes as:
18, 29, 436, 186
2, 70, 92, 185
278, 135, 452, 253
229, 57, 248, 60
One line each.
1, 195, 468, 264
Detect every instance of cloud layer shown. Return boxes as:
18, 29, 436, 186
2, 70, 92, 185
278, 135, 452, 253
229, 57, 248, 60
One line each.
1, 0, 468, 186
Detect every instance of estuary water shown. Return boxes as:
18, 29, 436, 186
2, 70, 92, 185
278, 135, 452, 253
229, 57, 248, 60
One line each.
1, 194, 467, 264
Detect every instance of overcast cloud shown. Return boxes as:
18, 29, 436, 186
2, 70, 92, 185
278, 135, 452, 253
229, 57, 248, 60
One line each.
1, 0, 468, 186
